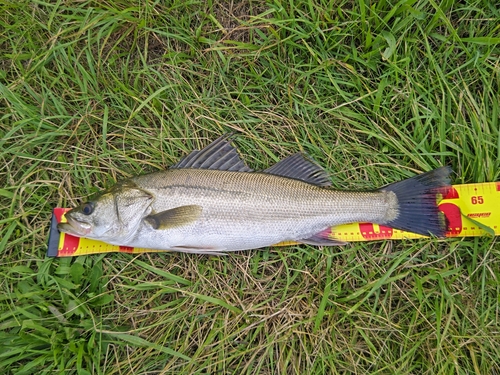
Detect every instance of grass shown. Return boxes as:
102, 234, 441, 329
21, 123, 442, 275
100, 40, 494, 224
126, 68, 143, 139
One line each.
1, 0, 499, 373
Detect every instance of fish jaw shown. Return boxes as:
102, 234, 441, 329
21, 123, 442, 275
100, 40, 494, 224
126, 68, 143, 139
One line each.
57, 213, 92, 237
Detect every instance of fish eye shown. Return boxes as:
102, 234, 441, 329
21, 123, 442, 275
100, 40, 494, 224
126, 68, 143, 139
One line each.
82, 202, 95, 215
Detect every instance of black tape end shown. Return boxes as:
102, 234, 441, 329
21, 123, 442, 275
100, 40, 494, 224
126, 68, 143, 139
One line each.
47, 210, 61, 257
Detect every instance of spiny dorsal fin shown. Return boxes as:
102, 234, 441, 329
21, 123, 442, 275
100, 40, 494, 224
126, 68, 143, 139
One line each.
264, 153, 332, 186
144, 205, 202, 230
171, 134, 253, 172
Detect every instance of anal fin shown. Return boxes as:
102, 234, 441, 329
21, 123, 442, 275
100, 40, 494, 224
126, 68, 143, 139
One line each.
298, 228, 347, 246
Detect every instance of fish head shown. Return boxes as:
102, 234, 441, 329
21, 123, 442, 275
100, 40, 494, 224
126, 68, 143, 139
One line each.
57, 181, 153, 242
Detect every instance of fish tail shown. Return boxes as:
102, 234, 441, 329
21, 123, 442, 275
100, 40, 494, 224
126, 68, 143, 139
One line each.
379, 167, 452, 237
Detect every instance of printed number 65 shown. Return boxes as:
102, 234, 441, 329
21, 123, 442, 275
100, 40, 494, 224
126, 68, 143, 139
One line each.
471, 196, 484, 205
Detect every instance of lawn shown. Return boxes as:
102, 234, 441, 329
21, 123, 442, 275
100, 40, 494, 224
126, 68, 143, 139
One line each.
1, 0, 499, 374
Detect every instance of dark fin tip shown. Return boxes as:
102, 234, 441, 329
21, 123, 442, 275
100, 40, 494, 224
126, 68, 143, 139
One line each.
380, 166, 452, 237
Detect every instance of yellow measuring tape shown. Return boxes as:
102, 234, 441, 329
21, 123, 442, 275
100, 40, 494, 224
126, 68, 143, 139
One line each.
47, 182, 499, 257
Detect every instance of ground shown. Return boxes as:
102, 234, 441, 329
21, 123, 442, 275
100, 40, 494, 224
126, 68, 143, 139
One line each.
1, 0, 499, 374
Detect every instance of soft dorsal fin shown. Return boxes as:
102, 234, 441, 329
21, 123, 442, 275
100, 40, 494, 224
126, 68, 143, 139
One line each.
264, 153, 332, 186
171, 134, 253, 172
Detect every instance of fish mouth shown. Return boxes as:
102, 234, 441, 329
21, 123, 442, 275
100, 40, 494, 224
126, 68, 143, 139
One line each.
57, 214, 92, 237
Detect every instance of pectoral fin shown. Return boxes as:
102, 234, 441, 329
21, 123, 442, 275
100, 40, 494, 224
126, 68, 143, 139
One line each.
144, 205, 202, 230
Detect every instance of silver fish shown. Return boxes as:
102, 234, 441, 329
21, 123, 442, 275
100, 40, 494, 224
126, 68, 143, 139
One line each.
58, 134, 451, 254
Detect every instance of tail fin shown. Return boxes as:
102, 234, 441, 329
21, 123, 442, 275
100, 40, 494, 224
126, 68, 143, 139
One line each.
380, 167, 452, 237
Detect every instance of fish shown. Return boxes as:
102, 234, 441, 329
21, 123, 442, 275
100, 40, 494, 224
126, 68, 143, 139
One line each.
58, 134, 452, 254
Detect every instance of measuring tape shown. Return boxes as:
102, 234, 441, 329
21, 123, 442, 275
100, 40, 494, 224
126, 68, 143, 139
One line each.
47, 182, 499, 257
